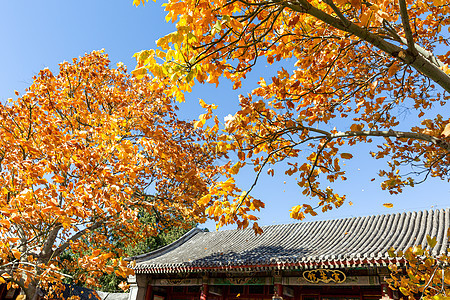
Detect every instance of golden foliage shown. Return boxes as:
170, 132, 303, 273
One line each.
0, 51, 225, 297
387, 238, 449, 299
132, 0, 450, 231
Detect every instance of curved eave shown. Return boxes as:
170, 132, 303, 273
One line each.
134, 257, 405, 274
126, 228, 204, 263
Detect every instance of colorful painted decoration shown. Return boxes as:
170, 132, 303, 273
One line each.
303, 269, 346, 284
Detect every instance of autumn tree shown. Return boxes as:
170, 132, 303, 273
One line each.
0, 51, 224, 300
132, 0, 450, 220
132, 0, 450, 297
60, 212, 195, 292
386, 234, 450, 300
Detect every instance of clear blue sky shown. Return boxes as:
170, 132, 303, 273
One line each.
1, 1, 449, 231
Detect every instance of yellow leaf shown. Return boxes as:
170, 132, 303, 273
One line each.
193, 119, 205, 129
426, 234, 437, 248
199, 99, 207, 108
340, 153, 353, 159
442, 123, 450, 137
387, 247, 395, 257
399, 287, 409, 296
131, 67, 147, 79
118, 281, 130, 292
412, 245, 424, 255
229, 161, 241, 175
383, 203, 394, 208
198, 194, 211, 206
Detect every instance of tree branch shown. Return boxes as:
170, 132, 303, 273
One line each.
329, 130, 450, 151
40, 224, 62, 262
52, 222, 104, 258
284, 0, 450, 93
398, 0, 417, 56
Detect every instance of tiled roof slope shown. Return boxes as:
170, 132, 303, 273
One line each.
131, 209, 449, 274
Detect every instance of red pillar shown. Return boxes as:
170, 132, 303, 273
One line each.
145, 285, 153, 300
381, 282, 393, 299
200, 283, 208, 300
275, 283, 283, 297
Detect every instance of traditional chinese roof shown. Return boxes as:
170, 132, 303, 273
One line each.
130, 209, 449, 274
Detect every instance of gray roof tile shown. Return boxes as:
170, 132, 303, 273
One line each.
131, 209, 450, 273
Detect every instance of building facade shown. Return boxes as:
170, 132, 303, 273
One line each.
127, 209, 449, 300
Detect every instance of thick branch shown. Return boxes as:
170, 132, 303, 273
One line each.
40, 225, 62, 262
398, 0, 417, 55
298, 124, 450, 151
285, 0, 450, 93
393, 34, 443, 68
52, 222, 104, 258
330, 130, 450, 151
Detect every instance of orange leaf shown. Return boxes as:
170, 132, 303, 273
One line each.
238, 151, 245, 161
350, 0, 361, 8
340, 153, 353, 159
350, 124, 363, 131
383, 203, 394, 208
387, 62, 400, 77
52, 175, 65, 183
360, 11, 372, 27
0, 219, 11, 229
132, 0, 147, 6
199, 99, 207, 108
12, 249, 21, 260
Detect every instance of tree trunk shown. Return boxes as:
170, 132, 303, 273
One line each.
23, 280, 39, 300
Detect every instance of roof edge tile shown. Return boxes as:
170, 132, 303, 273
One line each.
126, 228, 204, 263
